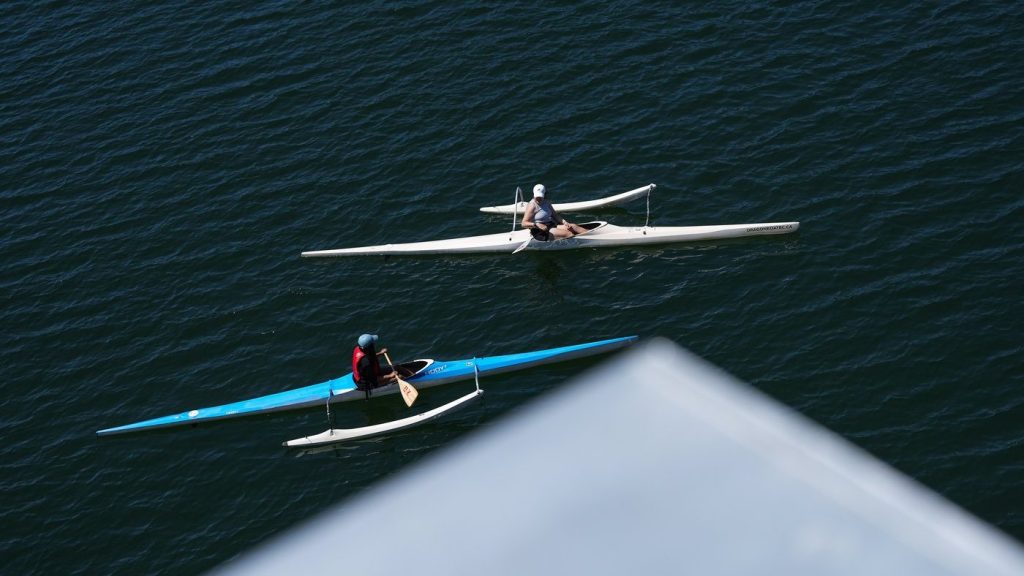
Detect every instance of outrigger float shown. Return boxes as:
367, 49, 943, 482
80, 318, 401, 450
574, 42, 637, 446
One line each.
478, 183, 655, 214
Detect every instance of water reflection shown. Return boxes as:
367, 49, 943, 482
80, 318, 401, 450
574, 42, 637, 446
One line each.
530, 256, 566, 305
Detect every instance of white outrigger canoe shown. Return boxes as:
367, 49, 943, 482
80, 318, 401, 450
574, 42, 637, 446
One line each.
479, 183, 655, 214
301, 220, 799, 257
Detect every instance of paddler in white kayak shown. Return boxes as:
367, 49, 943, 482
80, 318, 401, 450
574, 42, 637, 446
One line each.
351, 334, 397, 394
522, 184, 588, 240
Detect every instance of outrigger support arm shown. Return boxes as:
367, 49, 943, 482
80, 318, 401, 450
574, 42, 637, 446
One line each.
509, 186, 524, 238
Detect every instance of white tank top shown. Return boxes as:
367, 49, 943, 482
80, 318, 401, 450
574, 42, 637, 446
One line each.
531, 199, 555, 224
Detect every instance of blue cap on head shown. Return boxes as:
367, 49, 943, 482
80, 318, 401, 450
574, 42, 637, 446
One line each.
357, 334, 378, 348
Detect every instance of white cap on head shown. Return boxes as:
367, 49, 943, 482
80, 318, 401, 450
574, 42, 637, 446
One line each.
533, 184, 546, 198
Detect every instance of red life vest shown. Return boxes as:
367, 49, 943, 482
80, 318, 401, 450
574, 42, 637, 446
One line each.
352, 345, 380, 386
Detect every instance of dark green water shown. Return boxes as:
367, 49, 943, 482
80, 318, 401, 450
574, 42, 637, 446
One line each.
2, 2, 1022, 573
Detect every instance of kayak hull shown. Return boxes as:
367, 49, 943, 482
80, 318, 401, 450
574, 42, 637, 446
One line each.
479, 184, 655, 215
96, 336, 638, 436
300, 221, 800, 257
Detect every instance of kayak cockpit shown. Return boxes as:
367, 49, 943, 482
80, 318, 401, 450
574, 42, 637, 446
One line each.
393, 359, 432, 379
532, 221, 606, 241
529, 221, 607, 244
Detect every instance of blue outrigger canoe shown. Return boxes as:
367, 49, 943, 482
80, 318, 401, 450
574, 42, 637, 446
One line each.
96, 336, 638, 437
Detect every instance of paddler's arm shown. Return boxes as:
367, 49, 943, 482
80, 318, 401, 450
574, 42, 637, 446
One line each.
374, 348, 397, 380
552, 207, 574, 228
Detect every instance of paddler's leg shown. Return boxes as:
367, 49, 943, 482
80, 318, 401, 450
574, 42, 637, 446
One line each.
374, 367, 398, 388
549, 226, 575, 239
565, 222, 587, 235
551, 223, 585, 238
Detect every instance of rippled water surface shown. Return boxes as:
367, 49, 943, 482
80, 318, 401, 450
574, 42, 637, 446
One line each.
2, 2, 1022, 573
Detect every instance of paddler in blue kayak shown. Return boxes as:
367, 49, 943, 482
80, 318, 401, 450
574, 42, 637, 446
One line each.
352, 334, 397, 392
521, 184, 588, 241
